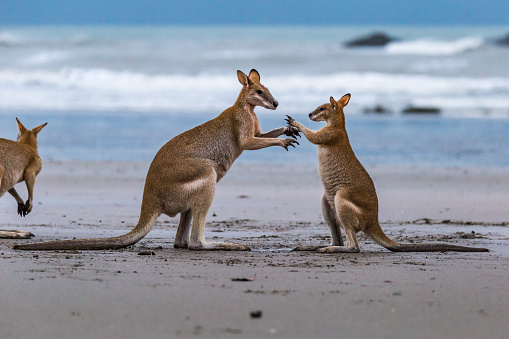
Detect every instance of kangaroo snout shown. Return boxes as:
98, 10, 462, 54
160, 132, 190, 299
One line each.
309, 113, 314, 119
273, 100, 279, 108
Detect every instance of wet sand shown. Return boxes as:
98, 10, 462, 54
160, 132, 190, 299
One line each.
1, 161, 508, 338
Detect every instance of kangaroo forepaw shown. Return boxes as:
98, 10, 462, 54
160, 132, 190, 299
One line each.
284, 125, 301, 140
285, 115, 295, 125
24, 200, 33, 215
17, 202, 26, 217
17, 201, 31, 217
282, 138, 299, 151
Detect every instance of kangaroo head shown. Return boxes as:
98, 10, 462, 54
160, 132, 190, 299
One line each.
237, 69, 279, 110
16, 118, 48, 147
309, 93, 351, 125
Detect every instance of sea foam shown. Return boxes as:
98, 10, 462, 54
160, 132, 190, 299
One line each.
0, 31, 23, 46
1, 68, 509, 116
385, 37, 484, 56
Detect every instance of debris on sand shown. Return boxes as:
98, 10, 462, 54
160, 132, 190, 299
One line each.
250, 310, 263, 319
138, 250, 155, 255
232, 274, 256, 282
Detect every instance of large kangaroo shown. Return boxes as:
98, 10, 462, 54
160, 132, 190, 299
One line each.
287, 94, 488, 253
15, 69, 299, 251
1, 118, 47, 239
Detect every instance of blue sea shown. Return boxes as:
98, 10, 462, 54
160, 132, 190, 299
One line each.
1, 25, 509, 167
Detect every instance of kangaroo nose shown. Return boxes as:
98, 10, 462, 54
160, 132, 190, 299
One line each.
273, 101, 279, 108
309, 113, 313, 118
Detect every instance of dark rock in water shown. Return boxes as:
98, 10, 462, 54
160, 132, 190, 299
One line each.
402, 106, 441, 115
345, 32, 397, 47
363, 105, 390, 115
495, 33, 509, 46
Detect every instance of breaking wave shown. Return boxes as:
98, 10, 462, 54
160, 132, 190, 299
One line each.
1, 68, 509, 116
385, 37, 484, 56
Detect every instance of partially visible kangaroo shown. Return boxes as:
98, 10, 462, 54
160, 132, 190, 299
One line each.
286, 94, 488, 253
1, 118, 47, 239
15, 69, 299, 251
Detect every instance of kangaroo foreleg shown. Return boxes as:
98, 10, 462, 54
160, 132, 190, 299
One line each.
240, 136, 298, 151
259, 127, 300, 139
23, 168, 37, 215
259, 127, 286, 138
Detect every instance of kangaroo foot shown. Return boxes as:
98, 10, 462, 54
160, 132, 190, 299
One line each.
0, 230, 35, 239
188, 241, 251, 251
293, 245, 329, 251
317, 246, 360, 253
173, 242, 189, 249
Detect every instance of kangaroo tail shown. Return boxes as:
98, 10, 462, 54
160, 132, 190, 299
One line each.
13, 207, 159, 251
367, 223, 489, 253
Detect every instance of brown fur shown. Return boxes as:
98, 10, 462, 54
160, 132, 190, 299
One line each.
15, 69, 299, 251
287, 94, 488, 253
1, 118, 47, 239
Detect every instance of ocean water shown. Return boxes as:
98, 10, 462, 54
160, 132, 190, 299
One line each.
1, 25, 509, 167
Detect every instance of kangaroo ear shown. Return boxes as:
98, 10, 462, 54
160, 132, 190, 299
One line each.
237, 70, 249, 87
32, 122, 48, 135
338, 93, 351, 107
16, 118, 27, 133
330, 96, 338, 111
248, 69, 260, 83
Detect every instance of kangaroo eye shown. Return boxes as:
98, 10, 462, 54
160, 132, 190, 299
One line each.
256, 90, 263, 95
319, 107, 324, 111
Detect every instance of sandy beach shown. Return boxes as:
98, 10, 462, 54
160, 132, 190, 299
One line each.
1, 160, 508, 338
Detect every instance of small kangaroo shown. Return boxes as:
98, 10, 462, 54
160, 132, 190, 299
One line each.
15, 69, 299, 251
287, 94, 488, 253
1, 118, 47, 239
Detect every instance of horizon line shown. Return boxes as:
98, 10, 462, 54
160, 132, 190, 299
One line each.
2, 23, 509, 28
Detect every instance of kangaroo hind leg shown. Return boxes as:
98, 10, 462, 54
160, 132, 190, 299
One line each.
174, 209, 192, 249
317, 196, 361, 253
188, 205, 250, 251
294, 194, 344, 251
186, 171, 250, 251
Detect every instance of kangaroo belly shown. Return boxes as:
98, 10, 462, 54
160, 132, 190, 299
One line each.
317, 146, 377, 211
318, 148, 354, 195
